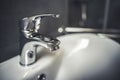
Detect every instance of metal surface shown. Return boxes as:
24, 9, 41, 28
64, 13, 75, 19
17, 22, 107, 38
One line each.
19, 14, 60, 66
20, 40, 60, 66
79, 2, 87, 26
58, 27, 120, 35
103, 0, 110, 31
21, 14, 59, 38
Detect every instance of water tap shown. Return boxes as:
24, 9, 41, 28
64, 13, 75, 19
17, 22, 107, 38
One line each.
19, 14, 60, 66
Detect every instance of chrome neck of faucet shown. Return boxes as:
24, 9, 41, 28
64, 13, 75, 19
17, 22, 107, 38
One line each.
19, 14, 60, 66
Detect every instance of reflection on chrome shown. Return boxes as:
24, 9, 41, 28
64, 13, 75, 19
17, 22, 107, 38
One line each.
20, 14, 60, 66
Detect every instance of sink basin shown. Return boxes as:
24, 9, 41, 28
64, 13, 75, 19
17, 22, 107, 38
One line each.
0, 33, 120, 80
55, 33, 120, 80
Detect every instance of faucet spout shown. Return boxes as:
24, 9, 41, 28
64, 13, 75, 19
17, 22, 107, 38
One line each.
19, 14, 60, 66
20, 37, 60, 66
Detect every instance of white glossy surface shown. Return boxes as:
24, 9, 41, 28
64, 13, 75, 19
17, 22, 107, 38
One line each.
0, 33, 120, 80
55, 33, 120, 80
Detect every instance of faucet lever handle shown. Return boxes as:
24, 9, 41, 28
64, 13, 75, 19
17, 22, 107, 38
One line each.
21, 14, 60, 38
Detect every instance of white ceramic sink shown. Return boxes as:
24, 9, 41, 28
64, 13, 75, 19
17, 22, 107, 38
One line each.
0, 33, 120, 80
55, 33, 120, 80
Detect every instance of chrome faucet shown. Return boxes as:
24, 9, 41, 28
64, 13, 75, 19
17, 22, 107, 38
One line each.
19, 14, 60, 66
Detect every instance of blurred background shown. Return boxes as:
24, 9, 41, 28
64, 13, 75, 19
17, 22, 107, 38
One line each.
0, 0, 120, 63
